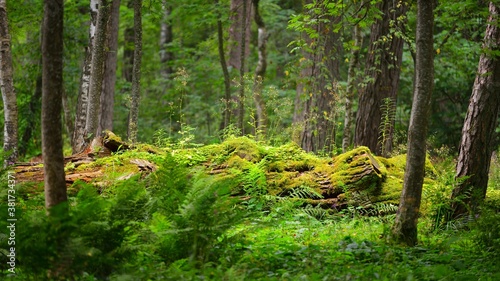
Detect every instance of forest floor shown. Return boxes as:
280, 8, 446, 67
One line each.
2, 135, 500, 280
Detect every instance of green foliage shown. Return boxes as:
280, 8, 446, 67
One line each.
379, 97, 396, 156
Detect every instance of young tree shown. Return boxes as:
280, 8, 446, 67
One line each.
450, 2, 500, 218
98, 0, 120, 134
0, 0, 19, 164
85, 0, 110, 142
292, 1, 341, 153
160, 0, 173, 79
72, 0, 99, 153
251, 0, 267, 139
391, 0, 434, 246
215, 0, 232, 129
42, 0, 67, 210
127, 0, 142, 143
342, 20, 362, 153
355, 0, 408, 156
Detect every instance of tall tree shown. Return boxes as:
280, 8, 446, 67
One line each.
391, 0, 434, 246
215, 0, 232, 129
98, 0, 120, 134
251, 0, 267, 138
42, 0, 67, 210
85, 0, 110, 143
355, 0, 408, 156
0, 0, 19, 164
72, 0, 99, 153
160, 0, 173, 79
127, 0, 142, 143
450, 2, 500, 218
292, 1, 341, 153
342, 20, 362, 152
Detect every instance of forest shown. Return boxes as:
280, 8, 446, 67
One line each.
1, 0, 500, 280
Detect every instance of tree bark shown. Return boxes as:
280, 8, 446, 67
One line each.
342, 22, 362, 153
450, 2, 500, 218
295, 2, 341, 153
215, 0, 232, 129
72, 0, 99, 154
127, 0, 142, 143
159, 0, 173, 79
98, 0, 120, 135
42, 0, 67, 210
391, 0, 434, 246
237, 0, 248, 134
355, 0, 408, 156
85, 0, 110, 144
251, 0, 268, 139
0, 0, 19, 165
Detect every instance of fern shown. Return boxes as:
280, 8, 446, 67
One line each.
378, 97, 396, 156
288, 185, 323, 199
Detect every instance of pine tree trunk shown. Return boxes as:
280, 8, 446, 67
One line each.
0, 0, 19, 165
160, 0, 173, 79
391, 0, 434, 246
342, 22, 362, 153
42, 0, 67, 210
85, 0, 110, 144
355, 0, 408, 155
72, 0, 99, 154
98, 0, 120, 135
252, 0, 268, 139
127, 0, 142, 143
451, 2, 500, 218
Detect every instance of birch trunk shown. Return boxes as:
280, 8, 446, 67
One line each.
72, 0, 99, 153
0, 0, 18, 164
85, 0, 110, 144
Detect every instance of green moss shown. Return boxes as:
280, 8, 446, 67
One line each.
485, 189, 500, 211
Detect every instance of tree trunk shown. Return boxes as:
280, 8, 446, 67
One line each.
85, 0, 110, 144
19, 72, 42, 157
0, 0, 19, 165
228, 0, 252, 72
159, 0, 173, 79
355, 0, 408, 156
123, 0, 134, 84
295, 2, 341, 153
72, 0, 99, 154
98, 0, 120, 135
62, 91, 74, 141
237, 0, 248, 134
215, 0, 232, 129
450, 2, 500, 218
391, 0, 434, 246
251, 0, 268, 139
42, 0, 67, 210
127, 0, 142, 143
342, 22, 362, 153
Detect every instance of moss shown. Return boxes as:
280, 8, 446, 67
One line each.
485, 189, 500, 211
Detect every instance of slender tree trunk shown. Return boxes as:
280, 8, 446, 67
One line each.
160, 0, 173, 79
127, 0, 142, 143
215, 0, 232, 129
237, 0, 248, 134
85, 0, 110, 144
42, 0, 67, 210
342, 22, 362, 153
450, 2, 500, 218
72, 0, 99, 153
62, 91, 74, 141
355, 0, 408, 155
251, 0, 268, 139
123, 2, 134, 84
391, 0, 434, 246
0, 0, 19, 165
98, 0, 120, 135
19, 72, 42, 157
